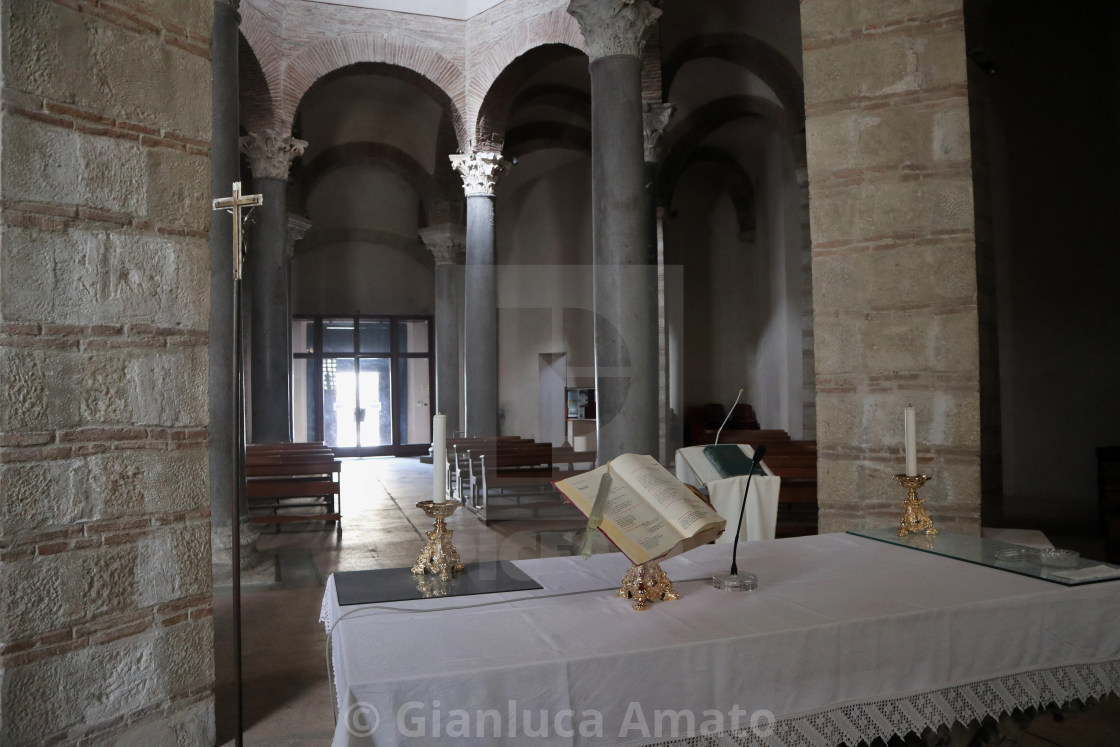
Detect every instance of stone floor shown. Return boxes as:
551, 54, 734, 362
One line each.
218, 457, 1120, 747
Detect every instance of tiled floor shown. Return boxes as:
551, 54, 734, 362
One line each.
220, 457, 1120, 746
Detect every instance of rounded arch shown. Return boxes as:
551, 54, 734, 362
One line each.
466, 7, 587, 145
658, 94, 789, 207
239, 33, 275, 133
301, 142, 442, 226
666, 147, 756, 237
504, 122, 591, 159
280, 34, 467, 144
473, 44, 586, 151
663, 32, 805, 126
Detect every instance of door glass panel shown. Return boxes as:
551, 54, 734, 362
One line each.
398, 358, 431, 445
323, 358, 357, 448
359, 358, 392, 448
292, 358, 316, 442
323, 319, 356, 353
359, 320, 391, 353
397, 319, 429, 354
292, 320, 315, 354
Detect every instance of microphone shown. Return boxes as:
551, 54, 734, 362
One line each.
712, 445, 766, 591
713, 389, 743, 445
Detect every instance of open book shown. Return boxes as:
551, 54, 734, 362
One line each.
554, 453, 727, 565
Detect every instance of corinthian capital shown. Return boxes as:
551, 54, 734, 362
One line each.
448, 151, 511, 197
419, 224, 466, 265
567, 0, 662, 61
642, 102, 674, 163
240, 130, 308, 180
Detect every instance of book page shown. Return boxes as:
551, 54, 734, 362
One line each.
556, 455, 726, 565
556, 464, 684, 564
611, 454, 725, 538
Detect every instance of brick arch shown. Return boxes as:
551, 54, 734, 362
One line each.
665, 146, 756, 236
238, 1, 285, 131
239, 33, 274, 133
299, 141, 463, 229
663, 32, 805, 126
466, 6, 587, 146
658, 95, 787, 207
279, 34, 467, 144
474, 44, 586, 150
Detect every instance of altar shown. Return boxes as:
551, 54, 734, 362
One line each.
320, 533, 1120, 746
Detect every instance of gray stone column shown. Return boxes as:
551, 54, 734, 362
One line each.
240, 130, 307, 443
449, 151, 510, 437
644, 103, 674, 463
420, 225, 466, 437
285, 214, 311, 383
568, 0, 662, 463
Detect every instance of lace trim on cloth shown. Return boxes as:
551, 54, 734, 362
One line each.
650, 659, 1120, 747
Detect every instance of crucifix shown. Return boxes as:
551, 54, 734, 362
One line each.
211, 180, 262, 747
212, 180, 263, 279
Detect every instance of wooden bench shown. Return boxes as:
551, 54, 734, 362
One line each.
449, 439, 540, 502
245, 443, 342, 525
458, 442, 592, 523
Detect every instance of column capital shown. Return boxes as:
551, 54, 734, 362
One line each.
642, 102, 674, 163
419, 224, 466, 265
567, 0, 662, 61
240, 129, 308, 180
216, 0, 241, 10
285, 214, 312, 258
448, 151, 511, 197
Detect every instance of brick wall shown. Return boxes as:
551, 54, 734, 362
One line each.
1, 0, 215, 742
801, 0, 981, 533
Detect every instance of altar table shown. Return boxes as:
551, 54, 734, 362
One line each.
320, 533, 1120, 746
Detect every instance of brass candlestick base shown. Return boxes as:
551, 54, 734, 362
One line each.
412, 500, 466, 580
618, 562, 679, 611
896, 474, 937, 537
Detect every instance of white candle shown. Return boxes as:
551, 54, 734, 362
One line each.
432, 414, 447, 502
904, 405, 917, 477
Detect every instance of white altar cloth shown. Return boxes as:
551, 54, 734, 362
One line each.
675, 444, 780, 541
320, 533, 1120, 747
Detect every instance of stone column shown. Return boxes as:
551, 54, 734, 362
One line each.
420, 225, 466, 437
568, 0, 662, 463
644, 103, 674, 463
240, 130, 308, 443
285, 214, 311, 421
449, 151, 510, 437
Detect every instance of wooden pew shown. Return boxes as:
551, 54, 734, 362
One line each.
245, 443, 342, 525
460, 442, 592, 523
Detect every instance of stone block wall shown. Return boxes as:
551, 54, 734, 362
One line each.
1, 0, 214, 742
800, 0, 981, 533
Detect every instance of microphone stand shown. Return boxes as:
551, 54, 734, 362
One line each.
711, 444, 766, 591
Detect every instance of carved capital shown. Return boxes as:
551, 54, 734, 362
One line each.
240, 129, 308, 180
567, 0, 661, 61
642, 102, 674, 163
285, 214, 312, 258
448, 151, 511, 197
419, 224, 466, 265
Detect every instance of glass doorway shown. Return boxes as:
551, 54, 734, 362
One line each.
292, 316, 433, 457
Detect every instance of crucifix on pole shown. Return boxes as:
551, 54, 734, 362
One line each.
211, 180, 262, 747
213, 180, 263, 279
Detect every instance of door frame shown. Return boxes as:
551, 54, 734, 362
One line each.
292, 315, 434, 457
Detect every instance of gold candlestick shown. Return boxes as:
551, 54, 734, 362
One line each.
896, 474, 937, 537
618, 562, 679, 611
412, 500, 466, 580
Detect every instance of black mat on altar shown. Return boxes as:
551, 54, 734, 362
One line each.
334, 560, 543, 606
